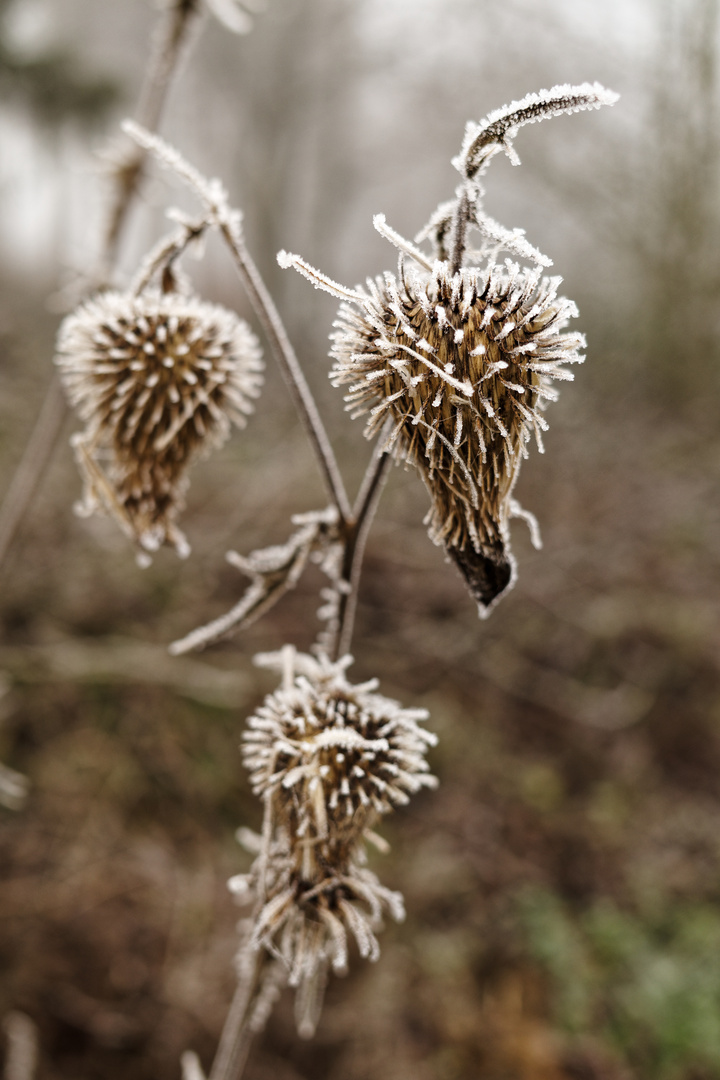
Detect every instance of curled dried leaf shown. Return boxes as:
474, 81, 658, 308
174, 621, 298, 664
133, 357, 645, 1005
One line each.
169, 508, 341, 653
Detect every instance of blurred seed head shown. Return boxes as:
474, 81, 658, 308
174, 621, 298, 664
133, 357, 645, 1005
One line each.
56, 289, 263, 556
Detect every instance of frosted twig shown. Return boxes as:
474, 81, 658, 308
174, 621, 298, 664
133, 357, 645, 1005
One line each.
122, 121, 232, 222
223, 235, 352, 522
472, 212, 552, 268
130, 214, 211, 296
454, 82, 619, 179
277, 250, 366, 303
372, 215, 433, 271
415, 199, 456, 262
448, 184, 474, 276
169, 510, 339, 654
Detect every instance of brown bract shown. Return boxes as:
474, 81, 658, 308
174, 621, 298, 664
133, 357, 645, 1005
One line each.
331, 261, 584, 613
55, 290, 263, 556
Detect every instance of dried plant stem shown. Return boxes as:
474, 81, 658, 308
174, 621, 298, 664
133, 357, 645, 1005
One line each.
131, 216, 210, 295
219, 223, 352, 524
0, 1, 201, 576
334, 441, 393, 659
0, 376, 66, 575
448, 184, 472, 276
102, 0, 201, 274
209, 951, 267, 1080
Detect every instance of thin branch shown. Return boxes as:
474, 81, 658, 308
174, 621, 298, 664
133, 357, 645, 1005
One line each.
334, 439, 393, 659
209, 951, 267, 1080
0, 376, 66, 575
455, 82, 619, 180
219, 224, 352, 524
101, 0, 202, 276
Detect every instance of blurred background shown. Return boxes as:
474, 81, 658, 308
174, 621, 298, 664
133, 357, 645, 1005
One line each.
2, 0, 720, 1077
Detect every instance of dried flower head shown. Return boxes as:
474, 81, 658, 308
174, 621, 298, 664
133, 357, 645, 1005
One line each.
56, 289, 263, 556
279, 83, 617, 614
243, 648, 437, 858
233, 646, 437, 1036
329, 258, 582, 611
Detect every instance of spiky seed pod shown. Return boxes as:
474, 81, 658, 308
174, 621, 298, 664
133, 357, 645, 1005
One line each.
55, 290, 263, 555
243, 649, 437, 863
281, 83, 617, 613
235, 647, 437, 1036
330, 260, 584, 612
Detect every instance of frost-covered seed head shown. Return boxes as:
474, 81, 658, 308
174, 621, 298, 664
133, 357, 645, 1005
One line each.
235, 648, 437, 1037
281, 83, 617, 613
331, 261, 584, 611
55, 290, 263, 555
243, 649, 437, 859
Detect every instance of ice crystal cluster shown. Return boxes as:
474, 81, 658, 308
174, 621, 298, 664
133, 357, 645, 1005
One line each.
232, 648, 437, 1036
56, 290, 263, 556
281, 83, 617, 614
